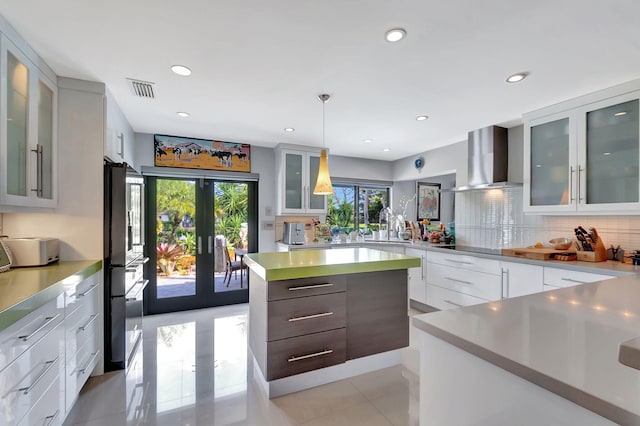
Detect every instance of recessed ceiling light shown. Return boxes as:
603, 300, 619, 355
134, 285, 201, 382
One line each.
416, 115, 429, 121
614, 111, 628, 117
383, 148, 390, 152
177, 112, 190, 117
535, 164, 542, 168
171, 65, 192, 76
363, 139, 373, 144
284, 127, 295, 132
506, 72, 529, 83
603, 152, 611, 156
385, 28, 406, 43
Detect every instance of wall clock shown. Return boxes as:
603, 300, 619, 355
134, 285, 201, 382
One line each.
414, 157, 424, 170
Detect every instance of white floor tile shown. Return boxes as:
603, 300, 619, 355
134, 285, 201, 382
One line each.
64, 303, 418, 426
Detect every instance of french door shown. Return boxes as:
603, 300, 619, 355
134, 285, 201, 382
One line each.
145, 177, 257, 315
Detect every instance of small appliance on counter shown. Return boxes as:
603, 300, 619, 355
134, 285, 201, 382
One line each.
2, 237, 60, 266
283, 222, 306, 245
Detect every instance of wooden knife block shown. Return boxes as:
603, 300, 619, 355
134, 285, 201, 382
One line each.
577, 239, 608, 262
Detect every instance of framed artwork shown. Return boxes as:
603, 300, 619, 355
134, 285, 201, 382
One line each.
417, 182, 441, 221
0, 240, 12, 272
154, 134, 251, 172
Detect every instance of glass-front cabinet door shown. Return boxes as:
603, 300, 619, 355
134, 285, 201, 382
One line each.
0, 34, 57, 208
279, 149, 327, 214
524, 112, 577, 213
577, 93, 640, 212
284, 152, 303, 210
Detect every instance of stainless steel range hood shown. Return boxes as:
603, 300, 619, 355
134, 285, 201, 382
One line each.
443, 125, 522, 192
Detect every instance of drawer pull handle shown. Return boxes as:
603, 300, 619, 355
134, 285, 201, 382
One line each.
18, 313, 61, 342
79, 314, 99, 331
19, 357, 59, 395
80, 351, 100, 375
288, 283, 333, 291
45, 410, 59, 426
445, 259, 473, 265
561, 278, 588, 284
288, 349, 333, 362
444, 299, 464, 308
78, 283, 100, 297
445, 276, 473, 286
288, 312, 334, 322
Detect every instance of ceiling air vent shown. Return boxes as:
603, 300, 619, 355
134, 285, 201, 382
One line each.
126, 78, 155, 99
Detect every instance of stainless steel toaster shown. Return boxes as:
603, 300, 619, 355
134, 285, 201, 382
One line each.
283, 222, 306, 245
3, 237, 60, 267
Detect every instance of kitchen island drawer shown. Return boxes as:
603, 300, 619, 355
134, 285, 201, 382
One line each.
268, 292, 346, 341
0, 294, 64, 371
427, 263, 502, 301
266, 328, 346, 380
428, 251, 501, 275
543, 267, 615, 288
268, 275, 346, 301
426, 284, 489, 311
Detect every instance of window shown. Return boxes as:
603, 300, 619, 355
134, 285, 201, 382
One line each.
327, 184, 389, 231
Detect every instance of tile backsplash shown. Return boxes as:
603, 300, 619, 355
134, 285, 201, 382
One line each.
455, 187, 640, 252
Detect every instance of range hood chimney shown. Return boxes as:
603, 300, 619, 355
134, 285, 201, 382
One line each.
444, 125, 522, 192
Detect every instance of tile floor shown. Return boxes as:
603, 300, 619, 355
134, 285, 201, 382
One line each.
63, 304, 422, 426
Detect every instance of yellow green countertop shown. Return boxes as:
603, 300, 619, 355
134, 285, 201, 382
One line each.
0, 260, 102, 331
244, 247, 421, 281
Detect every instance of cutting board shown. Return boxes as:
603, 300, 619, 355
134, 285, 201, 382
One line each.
501, 247, 576, 260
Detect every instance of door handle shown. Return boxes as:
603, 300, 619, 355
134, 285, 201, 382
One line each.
197, 236, 202, 255
208, 236, 213, 254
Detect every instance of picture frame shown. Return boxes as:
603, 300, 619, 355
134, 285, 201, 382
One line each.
0, 240, 12, 273
154, 134, 251, 172
417, 182, 441, 221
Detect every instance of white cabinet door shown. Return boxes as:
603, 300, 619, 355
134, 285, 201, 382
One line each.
523, 83, 640, 214
406, 248, 426, 304
543, 267, 614, 288
0, 34, 57, 209
276, 147, 327, 215
501, 261, 543, 298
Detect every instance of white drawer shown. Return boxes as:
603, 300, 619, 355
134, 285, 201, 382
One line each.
0, 322, 64, 426
0, 295, 64, 372
426, 284, 488, 311
17, 376, 62, 426
543, 267, 615, 288
428, 251, 501, 275
65, 307, 100, 365
65, 272, 101, 317
427, 263, 502, 301
65, 320, 100, 404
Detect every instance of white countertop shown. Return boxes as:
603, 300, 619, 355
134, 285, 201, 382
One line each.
413, 275, 640, 424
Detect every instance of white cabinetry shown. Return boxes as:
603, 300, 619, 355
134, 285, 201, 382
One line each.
104, 90, 136, 169
406, 247, 427, 305
501, 261, 543, 298
543, 267, 614, 290
63, 271, 102, 412
275, 146, 326, 215
524, 81, 640, 214
0, 33, 57, 209
426, 251, 502, 310
0, 295, 65, 426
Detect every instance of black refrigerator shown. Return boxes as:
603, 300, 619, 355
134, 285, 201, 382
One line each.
104, 161, 146, 371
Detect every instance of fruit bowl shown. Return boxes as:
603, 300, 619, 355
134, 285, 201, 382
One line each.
549, 237, 573, 250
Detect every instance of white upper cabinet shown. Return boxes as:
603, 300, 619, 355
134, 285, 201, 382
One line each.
524, 81, 640, 214
0, 34, 57, 209
275, 146, 327, 215
104, 90, 136, 170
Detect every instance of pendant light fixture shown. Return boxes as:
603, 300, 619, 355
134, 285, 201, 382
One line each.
313, 93, 334, 195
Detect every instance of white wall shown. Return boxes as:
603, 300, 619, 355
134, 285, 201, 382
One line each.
392, 140, 466, 184
330, 155, 393, 182
3, 78, 105, 260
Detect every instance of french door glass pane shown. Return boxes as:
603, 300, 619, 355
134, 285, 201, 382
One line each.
586, 99, 639, 204
214, 182, 249, 292
7, 52, 28, 196
156, 179, 196, 299
530, 118, 570, 206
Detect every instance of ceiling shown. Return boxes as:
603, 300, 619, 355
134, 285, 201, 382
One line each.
1, 0, 639, 161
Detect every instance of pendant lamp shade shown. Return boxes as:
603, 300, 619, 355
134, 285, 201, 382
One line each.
313, 94, 334, 195
313, 148, 333, 194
